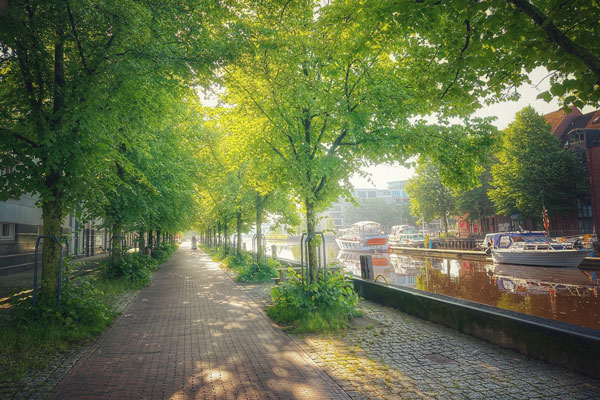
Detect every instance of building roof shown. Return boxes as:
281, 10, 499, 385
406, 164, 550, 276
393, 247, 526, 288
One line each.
543, 107, 600, 145
544, 106, 582, 134
584, 110, 600, 129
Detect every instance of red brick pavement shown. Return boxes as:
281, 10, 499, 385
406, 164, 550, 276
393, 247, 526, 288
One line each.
48, 249, 349, 399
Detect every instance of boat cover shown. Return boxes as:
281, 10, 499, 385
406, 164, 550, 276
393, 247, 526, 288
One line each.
491, 232, 547, 248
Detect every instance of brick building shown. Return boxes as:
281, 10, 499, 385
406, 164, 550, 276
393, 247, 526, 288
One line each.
465, 107, 600, 237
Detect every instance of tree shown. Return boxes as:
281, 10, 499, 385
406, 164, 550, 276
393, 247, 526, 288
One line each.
454, 167, 496, 233
0, 1, 233, 303
200, 107, 298, 257
489, 106, 588, 223
219, 1, 495, 282
406, 162, 456, 239
334, 0, 600, 108
345, 199, 417, 230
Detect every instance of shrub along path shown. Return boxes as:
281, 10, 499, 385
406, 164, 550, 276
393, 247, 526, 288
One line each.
47, 247, 349, 399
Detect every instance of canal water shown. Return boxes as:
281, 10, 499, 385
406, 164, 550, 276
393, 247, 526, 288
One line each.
262, 239, 600, 332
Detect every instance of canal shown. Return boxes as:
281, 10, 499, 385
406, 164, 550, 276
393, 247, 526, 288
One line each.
259, 238, 600, 332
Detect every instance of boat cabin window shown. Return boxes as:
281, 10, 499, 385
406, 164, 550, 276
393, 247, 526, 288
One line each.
499, 236, 512, 248
524, 236, 550, 243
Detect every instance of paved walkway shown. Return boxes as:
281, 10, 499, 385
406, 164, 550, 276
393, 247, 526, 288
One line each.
242, 284, 600, 399
49, 249, 349, 399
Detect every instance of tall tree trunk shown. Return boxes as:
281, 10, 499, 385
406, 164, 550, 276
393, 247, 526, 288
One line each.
41, 198, 63, 304
305, 197, 318, 283
236, 210, 242, 253
148, 229, 153, 248
138, 230, 145, 254
40, 15, 66, 304
213, 227, 217, 247
223, 220, 229, 251
443, 216, 449, 247
156, 228, 161, 246
110, 224, 122, 264
217, 222, 221, 246
256, 204, 263, 259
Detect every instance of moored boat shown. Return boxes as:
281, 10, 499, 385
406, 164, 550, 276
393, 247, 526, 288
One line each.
389, 225, 426, 247
487, 232, 590, 267
335, 221, 389, 251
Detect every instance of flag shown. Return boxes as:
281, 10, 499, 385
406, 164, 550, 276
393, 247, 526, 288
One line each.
542, 205, 550, 236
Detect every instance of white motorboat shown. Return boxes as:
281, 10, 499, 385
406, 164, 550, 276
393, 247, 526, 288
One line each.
389, 225, 425, 247
335, 221, 389, 251
487, 232, 590, 268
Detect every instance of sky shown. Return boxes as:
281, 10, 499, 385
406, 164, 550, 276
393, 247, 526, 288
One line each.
350, 67, 593, 189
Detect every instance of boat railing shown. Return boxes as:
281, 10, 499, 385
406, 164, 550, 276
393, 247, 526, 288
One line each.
518, 242, 573, 251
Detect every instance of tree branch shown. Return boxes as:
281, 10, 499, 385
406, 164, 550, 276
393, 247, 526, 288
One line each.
1, 129, 40, 148
279, 0, 293, 24
66, 0, 91, 74
327, 128, 348, 156
508, 0, 600, 80
311, 115, 329, 158
264, 139, 288, 161
440, 19, 470, 99
314, 176, 327, 196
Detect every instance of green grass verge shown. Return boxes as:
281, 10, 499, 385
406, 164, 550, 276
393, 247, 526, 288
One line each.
203, 245, 278, 283
267, 303, 362, 333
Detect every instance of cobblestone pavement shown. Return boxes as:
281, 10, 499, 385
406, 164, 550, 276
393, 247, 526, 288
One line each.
242, 282, 600, 400
48, 249, 349, 399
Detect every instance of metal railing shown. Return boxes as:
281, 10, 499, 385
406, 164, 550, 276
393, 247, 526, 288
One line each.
299, 232, 328, 287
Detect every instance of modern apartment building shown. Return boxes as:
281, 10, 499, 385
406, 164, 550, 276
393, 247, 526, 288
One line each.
324, 180, 410, 231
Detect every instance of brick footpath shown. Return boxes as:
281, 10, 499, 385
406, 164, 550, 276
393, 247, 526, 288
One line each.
48, 249, 349, 399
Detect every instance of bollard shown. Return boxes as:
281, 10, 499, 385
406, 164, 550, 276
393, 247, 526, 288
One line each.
271, 244, 277, 259
359, 255, 374, 280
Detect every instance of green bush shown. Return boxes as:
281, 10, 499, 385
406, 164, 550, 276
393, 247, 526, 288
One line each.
225, 251, 253, 271
103, 252, 158, 284
237, 258, 278, 282
268, 270, 359, 332
151, 242, 177, 263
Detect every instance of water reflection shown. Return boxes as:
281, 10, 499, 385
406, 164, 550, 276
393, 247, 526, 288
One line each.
243, 238, 339, 263
385, 253, 600, 331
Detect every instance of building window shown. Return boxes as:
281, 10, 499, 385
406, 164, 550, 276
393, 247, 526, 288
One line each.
0, 223, 15, 241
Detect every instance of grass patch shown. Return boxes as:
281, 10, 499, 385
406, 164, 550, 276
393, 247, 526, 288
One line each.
204, 245, 278, 282
268, 304, 360, 333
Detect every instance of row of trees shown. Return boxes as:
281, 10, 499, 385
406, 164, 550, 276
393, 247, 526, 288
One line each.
0, 0, 235, 303
407, 107, 589, 237
2, 1, 597, 296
